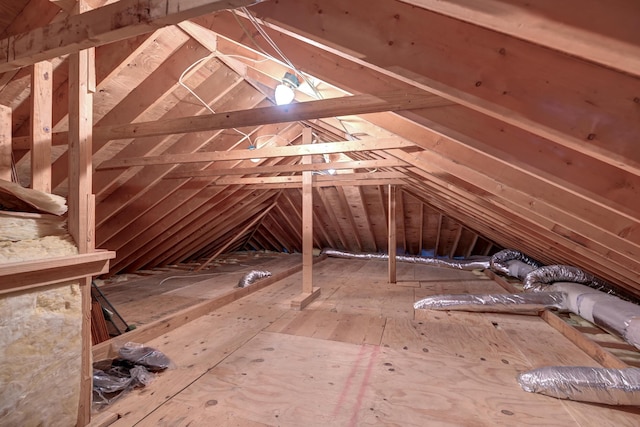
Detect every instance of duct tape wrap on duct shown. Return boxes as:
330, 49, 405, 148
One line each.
517, 366, 640, 406
413, 292, 565, 313
237, 270, 271, 288
321, 248, 491, 270
489, 249, 544, 278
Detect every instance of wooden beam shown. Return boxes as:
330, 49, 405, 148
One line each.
0, 0, 263, 72
388, 184, 397, 284
0, 251, 115, 295
434, 212, 442, 257
97, 137, 416, 170
418, 202, 424, 254
30, 61, 53, 192
399, 0, 640, 77
212, 171, 405, 185
229, 179, 406, 189
297, 127, 319, 309
541, 310, 629, 369
465, 233, 479, 258
164, 158, 407, 178
66, 5, 95, 421
449, 224, 463, 258
0, 105, 10, 181
93, 89, 447, 142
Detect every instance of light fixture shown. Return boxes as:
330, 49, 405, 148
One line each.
248, 143, 261, 163
274, 72, 300, 105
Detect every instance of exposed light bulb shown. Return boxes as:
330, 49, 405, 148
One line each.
248, 144, 261, 163
275, 84, 295, 105
274, 72, 300, 105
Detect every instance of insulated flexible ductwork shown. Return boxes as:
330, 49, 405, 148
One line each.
489, 249, 544, 279
237, 270, 272, 288
517, 366, 640, 406
321, 248, 491, 270
549, 282, 640, 350
524, 265, 609, 293
413, 292, 565, 313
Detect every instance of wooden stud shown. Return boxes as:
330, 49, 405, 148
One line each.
301, 128, 314, 296
388, 184, 397, 284
68, 2, 95, 422
465, 233, 479, 258
418, 202, 424, 254
0, 105, 10, 181
434, 212, 443, 258
30, 61, 52, 192
449, 224, 463, 259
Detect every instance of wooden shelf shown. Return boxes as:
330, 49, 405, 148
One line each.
0, 250, 116, 295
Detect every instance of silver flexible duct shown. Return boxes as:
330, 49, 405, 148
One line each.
237, 270, 272, 288
523, 265, 608, 293
517, 366, 640, 406
321, 248, 491, 270
550, 282, 640, 350
413, 292, 565, 313
489, 249, 544, 277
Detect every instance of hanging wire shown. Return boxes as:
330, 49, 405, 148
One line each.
178, 54, 252, 146
10, 152, 19, 183
236, 8, 358, 142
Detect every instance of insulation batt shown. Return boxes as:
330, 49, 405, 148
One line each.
237, 270, 272, 288
518, 366, 640, 406
413, 292, 565, 313
321, 248, 491, 270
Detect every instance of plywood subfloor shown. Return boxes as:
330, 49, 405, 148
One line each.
95, 258, 640, 426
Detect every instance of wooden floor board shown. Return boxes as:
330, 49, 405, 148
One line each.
93, 257, 640, 426
135, 332, 578, 427
381, 317, 531, 369
266, 309, 386, 345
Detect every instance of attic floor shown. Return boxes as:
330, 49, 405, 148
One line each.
93, 255, 640, 426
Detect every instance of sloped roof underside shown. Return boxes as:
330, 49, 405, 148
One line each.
1, 0, 639, 297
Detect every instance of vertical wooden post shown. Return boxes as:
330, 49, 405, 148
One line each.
291, 127, 320, 310
69, 2, 95, 425
0, 105, 10, 181
388, 184, 397, 284
302, 129, 313, 294
30, 61, 53, 192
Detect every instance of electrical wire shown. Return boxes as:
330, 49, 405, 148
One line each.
178, 54, 252, 146
158, 272, 226, 286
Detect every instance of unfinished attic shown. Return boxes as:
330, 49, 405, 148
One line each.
2, 0, 640, 425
